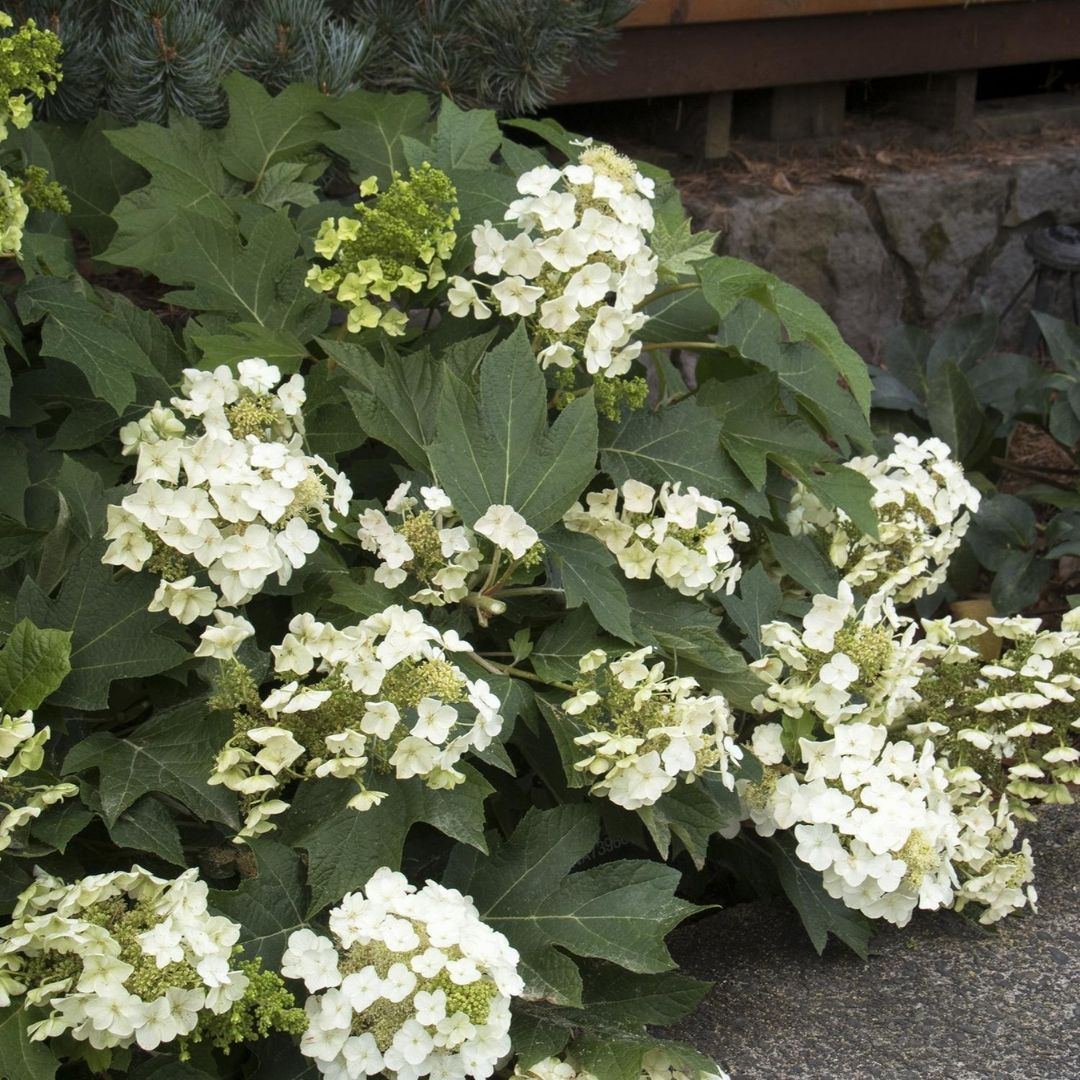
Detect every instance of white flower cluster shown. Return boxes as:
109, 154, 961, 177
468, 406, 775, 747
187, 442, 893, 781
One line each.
563, 647, 742, 810
447, 141, 657, 378
745, 722, 964, 926
751, 584, 925, 728
357, 484, 540, 607
516, 1051, 731, 1080
103, 358, 352, 621
744, 720, 1037, 927
282, 867, 523, 1080
0, 867, 249, 1050
563, 479, 748, 597
209, 605, 503, 839
788, 434, 981, 603
905, 611, 1080, 812
0, 710, 76, 854
743, 593, 1080, 924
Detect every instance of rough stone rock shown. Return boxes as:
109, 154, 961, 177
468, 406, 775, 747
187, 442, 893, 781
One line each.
1005, 151, 1080, 226
962, 229, 1035, 342
664, 803, 1080, 1080
678, 147, 1080, 354
874, 168, 1010, 325
700, 186, 903, 359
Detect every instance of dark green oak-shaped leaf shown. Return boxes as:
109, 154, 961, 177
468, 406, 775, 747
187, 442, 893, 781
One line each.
770, 834, 872, 959
281, 768, 492, 917
15, 549, 190, 711
211, 840, 309, 968
531, 608, 620, 686
16, 278, 176, 415
108, 795, 186, 867
444, 804, 698, 1007
219, 73, 333, 184
709, 300, 873, 455
697, 255, 872, 415
599, 396, 765, 516
637, 773, 744, 869
429, 324, 598, 531
764, 527, 839, 596
543, 526, 635, 643
719, 562, 782, 659
0, 1004, 60, 1080
428, 96, 502, 171
63, 700, 236, 828
157, 209, 302, 328
319, 89, 432, 185
335, 339, 443, 472
103, 114, 232, 271
699, 373, 833, 491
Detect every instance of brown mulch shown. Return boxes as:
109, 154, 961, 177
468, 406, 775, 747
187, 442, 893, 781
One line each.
675, 120, 1080, 201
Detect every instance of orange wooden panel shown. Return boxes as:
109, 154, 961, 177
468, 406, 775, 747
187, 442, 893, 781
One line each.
624, 0, 1014, 26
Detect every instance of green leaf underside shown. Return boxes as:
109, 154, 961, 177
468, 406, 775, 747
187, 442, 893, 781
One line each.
0, 618, 72, 713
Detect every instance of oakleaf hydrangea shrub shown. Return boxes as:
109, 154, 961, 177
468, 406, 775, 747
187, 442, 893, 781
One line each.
0, 64, 1074, 1079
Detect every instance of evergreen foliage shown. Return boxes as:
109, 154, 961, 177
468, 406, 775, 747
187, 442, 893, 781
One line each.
5, 0, 635, 124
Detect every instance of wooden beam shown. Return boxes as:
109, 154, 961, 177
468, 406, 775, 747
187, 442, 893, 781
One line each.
884, 71, 978, 130
558, 0, 1080, 102
738, 83, 848, 140
625, 0, 1019, 27
644, 93, 734, 158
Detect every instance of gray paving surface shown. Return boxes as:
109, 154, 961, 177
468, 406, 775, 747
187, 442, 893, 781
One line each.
666, 805, 1080, 1080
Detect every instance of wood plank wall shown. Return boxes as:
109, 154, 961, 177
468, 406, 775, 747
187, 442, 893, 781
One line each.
624, 0, 1016, 25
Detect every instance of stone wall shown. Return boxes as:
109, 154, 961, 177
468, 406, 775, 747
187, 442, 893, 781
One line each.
680, 148, 1080, 358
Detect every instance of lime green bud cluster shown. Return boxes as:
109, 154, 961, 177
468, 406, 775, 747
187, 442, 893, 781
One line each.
550, 369, 648, 421
0, 156, 26, 256
19, 165, 69, 213
225, 394, 282, 439
307, 163, 459, 336
0, 14, 62, 141
594, 372, 649, 420
0, 15, 64, 258
180, 957, 306, 1058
